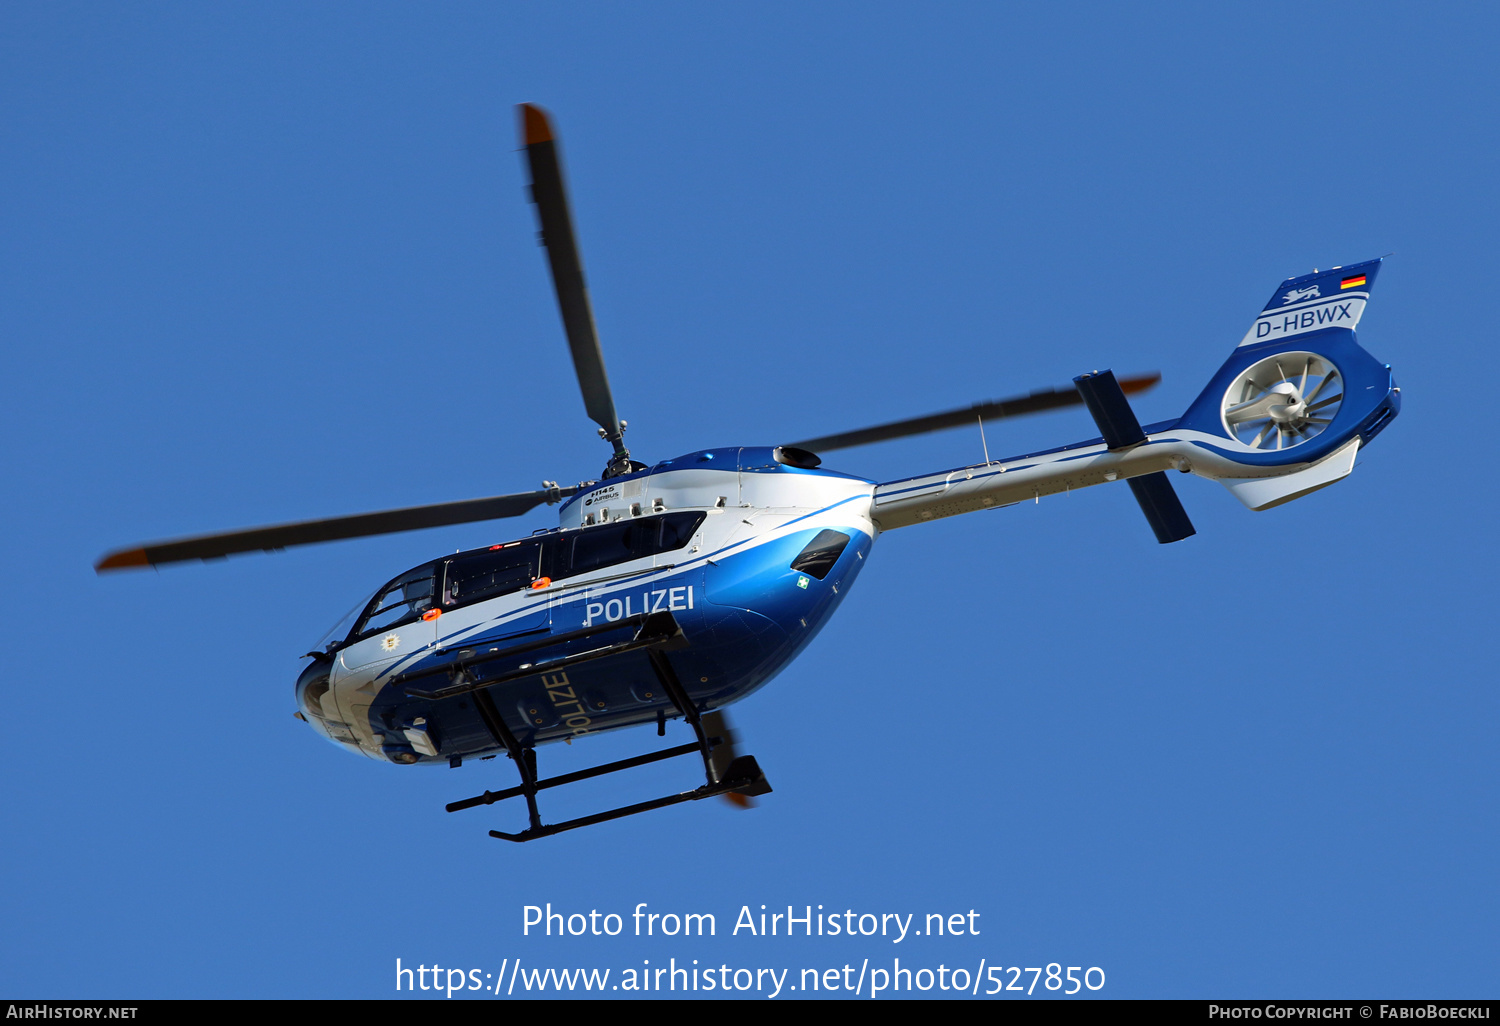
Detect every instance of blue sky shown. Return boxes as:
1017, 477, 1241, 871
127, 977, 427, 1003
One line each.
2, 2, 1496, 999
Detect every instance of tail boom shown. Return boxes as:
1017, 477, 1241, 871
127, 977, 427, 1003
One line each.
870, 428, 1342, 530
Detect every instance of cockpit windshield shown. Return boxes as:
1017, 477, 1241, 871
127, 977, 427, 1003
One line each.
350, 562, 439, 641
311, 596, 369, 653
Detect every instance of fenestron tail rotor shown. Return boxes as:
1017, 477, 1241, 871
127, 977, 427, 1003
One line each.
518, 103, 638, 479
1222, 352, 1343, 451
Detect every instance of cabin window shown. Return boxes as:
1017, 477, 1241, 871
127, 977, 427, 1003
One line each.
657, 511, 701, 551
443, 541, 542, 609
353, 563, 438, 638
790, 529, 850, 580
549, 511, 706, 579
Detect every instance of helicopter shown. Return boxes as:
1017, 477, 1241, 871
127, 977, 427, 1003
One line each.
96, 104, 1401, 842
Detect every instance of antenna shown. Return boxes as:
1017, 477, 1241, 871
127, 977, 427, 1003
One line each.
978, 414, 991, 465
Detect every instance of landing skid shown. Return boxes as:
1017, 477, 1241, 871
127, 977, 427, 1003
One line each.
436, 612, 771, 841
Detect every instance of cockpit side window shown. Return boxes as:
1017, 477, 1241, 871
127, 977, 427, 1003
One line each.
352, 563, 438, 639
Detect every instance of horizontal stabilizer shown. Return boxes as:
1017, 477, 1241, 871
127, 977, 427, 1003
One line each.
1075, 370, 1196, 544
1074, 370, 1148, 450
1127, 473, 1197, 543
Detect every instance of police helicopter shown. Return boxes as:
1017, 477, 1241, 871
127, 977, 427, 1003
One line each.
97, 105, 1401, 842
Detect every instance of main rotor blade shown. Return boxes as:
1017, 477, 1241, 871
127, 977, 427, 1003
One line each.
95, 485, 578, 573
788, 373, 1160, 453
518, 103, 627, 459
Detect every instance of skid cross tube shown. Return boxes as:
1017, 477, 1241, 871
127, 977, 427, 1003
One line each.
648, 647, 719, 784
468, 687, 544, 832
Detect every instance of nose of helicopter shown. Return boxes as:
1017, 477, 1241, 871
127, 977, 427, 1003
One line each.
294, 657, 425, 762
294, 655, 353, 747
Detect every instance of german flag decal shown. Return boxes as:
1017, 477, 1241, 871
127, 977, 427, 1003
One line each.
1340, 274, 1367, 290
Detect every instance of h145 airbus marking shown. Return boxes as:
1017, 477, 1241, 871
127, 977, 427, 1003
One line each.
97, 105, 1401, 842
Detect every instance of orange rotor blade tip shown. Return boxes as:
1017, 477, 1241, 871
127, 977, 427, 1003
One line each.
95, 548, 151, 573
722, 792, 755, 810
1120, 372, 1162, 395
519, 103, 554, 146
